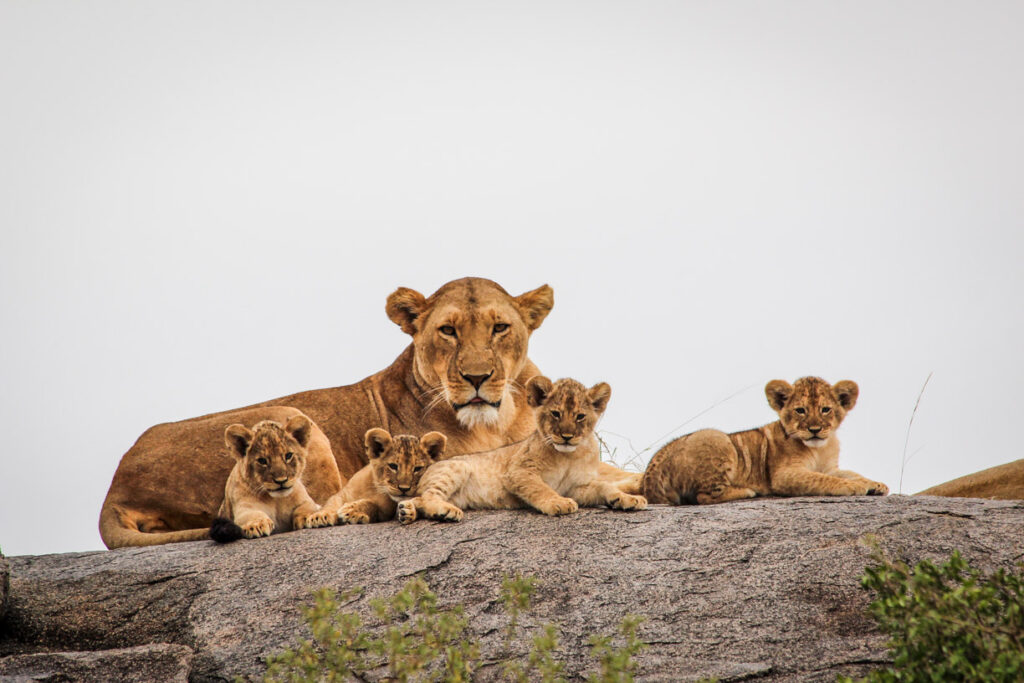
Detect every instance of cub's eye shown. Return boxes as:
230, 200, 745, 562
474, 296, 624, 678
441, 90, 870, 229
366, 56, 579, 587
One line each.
575, 413, 586, 422
439, 325, 456, 336
550, 410, 561, 419
493, 323, 509, 334
795, 408, 806, 415
388, 463, 399, 471
413, 466, 424, 473
821, 406, 831, 414
284, 452, 294, 461
256, 457, 269, 466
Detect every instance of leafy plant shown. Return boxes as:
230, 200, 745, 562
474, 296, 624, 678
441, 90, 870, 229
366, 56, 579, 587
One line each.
587, 613, 646, 683
842, 542, 1024, 682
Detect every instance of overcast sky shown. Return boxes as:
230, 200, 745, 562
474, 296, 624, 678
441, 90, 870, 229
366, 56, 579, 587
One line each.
2, 1, 1021, 557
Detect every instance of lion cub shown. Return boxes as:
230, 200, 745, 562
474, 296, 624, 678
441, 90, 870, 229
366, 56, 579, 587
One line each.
641, 377, 889, 505
397, 376, 646, 524
305, 429, 446, 526
210, 415, 331, 542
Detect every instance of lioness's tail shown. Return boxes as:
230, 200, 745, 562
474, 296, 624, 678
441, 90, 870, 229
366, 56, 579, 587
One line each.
99, 504, 210, 548
209, 517, 244, 543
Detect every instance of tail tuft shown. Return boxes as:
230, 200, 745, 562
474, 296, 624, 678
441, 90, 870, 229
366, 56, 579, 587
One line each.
210, 517, 244, 543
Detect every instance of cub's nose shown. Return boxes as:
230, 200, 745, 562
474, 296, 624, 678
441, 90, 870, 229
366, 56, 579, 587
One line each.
398, 485, 411, 494
462, 373, 492, 389
808, 427, 822, 435
561, 434, 574, 442
274, 478, 288, 485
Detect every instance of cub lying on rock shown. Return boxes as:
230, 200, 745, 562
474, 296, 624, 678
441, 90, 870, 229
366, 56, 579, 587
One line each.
398, 376, 646, 524
641, 377, 888, 505
306, 429, 446, 526
210, 415, 332, 542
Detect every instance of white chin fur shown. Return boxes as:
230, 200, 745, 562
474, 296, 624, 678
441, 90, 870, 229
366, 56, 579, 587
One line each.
803, 438, 828, 449
268, 487, 292, 498
456, 404, 500, 429
553, 444, 577, 453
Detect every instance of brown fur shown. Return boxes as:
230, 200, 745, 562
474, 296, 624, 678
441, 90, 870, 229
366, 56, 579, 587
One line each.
307, 429, 446, 525
216, 415, 331, 538
917, 459, 1024, 500
397, 377, 647, 523
641, 377, 888, 504
99, 278, 555, 548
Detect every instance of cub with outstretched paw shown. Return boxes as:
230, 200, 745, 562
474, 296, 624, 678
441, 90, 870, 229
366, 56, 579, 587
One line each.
641, 377, 889, 505
398, 376, 646, 524
305, 429, 445, 526
210, 414, 333, 542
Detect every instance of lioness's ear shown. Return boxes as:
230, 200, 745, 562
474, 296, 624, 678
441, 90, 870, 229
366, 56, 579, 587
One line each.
514, 284, 554, 332
285, 414, 313, 448
224, 424, 253, 459
765, 380, 793, 412
588, 382, 612, 414
364, 428, 393, 459
419, 431, 447, 461
526, 375, 553, 407
833, 380, 859, 410
386, 287, 427, 335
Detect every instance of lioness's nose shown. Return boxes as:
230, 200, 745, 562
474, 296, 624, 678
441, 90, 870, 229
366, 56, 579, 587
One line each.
462, 372, 492, 389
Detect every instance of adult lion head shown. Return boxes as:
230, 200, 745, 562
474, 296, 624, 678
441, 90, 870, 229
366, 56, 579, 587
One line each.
386, 277, 554, 430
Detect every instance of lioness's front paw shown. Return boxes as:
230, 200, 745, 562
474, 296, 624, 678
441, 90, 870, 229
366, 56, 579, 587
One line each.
338, 503, 370, 525
242, 518, 273, 538
538, 497, 578, 516
302, 510, 336, 528
608, 492, 647, 511
426, 501, 464, 522
397, 500, 417, 525
866, 481, 889, 496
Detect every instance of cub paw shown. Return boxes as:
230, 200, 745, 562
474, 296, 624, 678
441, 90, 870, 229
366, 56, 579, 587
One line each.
397, 500, 418, 525
539, 497, 578, 516
242, 518, 273, 538
302, 510, 337, 528
339, 503, 370, 525
866, 481, 890, 496
608, 493, 647, 511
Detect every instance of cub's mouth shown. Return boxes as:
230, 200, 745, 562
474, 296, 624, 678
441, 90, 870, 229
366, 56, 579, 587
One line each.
268, 484, 293, 497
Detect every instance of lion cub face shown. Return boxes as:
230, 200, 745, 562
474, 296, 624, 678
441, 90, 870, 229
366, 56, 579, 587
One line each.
766, 377, 858, 448
526, 376, 611, 453
224, 415, 312, 497
365, 428, 446, 500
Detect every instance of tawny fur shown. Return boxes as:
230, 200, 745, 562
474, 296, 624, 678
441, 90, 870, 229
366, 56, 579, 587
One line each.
641, 377, 888, 505
306, 429, 446, 526
917, 459, 1024, 500
99, 278, 560, 548
214, 415, 333, 540
398, 377, 647, 524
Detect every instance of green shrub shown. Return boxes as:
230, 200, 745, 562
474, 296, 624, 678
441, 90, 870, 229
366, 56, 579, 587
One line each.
843, 543, 1024, 682
261, 574, 646, 683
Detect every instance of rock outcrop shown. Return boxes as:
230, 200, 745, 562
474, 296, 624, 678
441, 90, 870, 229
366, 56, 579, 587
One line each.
2, 496, 1022, 682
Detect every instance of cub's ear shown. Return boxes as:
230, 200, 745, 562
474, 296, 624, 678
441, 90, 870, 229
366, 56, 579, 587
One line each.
285, 413, 313, 448
364, 428, 393, 459
419, 431, 447, 461
514, 284, 554, 331
526, 375, 554, 407
765, 380, 794, 412
386, 287, 427, 335
224, 424, 253, 459
588, 382, 612, 414
833, 380, 859, 410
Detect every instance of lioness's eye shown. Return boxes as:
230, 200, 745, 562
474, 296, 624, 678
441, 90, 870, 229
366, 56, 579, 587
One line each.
795, 408, 806, 415
821, 407, 831, 414
575, 413, 586, 422
493, 323, 509, 334
257, 457, 268, 466
388, 463, 399, 471
439, 325, 456, 336
284, 452, 294, 461
550, 410, 561, 419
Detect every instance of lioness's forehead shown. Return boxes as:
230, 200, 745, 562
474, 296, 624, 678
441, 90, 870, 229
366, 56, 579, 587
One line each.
427, 303, 518, 325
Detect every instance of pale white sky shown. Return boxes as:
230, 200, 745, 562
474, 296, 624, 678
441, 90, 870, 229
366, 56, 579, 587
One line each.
2, 2, 1022, 556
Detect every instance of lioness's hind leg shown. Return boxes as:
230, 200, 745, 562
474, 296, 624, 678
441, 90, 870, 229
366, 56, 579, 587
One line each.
696, 486, 757, 505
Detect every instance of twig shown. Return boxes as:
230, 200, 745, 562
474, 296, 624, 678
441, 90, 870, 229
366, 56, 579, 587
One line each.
899, 372, 933, 494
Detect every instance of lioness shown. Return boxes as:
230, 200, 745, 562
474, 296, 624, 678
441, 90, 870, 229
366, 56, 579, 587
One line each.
210, 415, 332, 542
100, 278, 559, 548
397, 376, 647, 523
306, 429, 446, 526
641, 377, 888, 504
